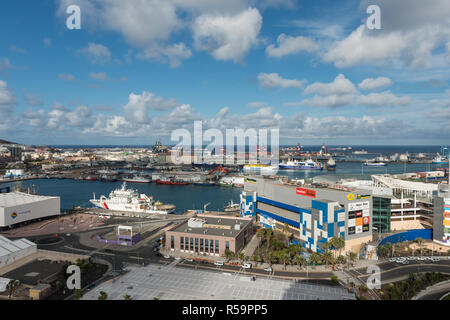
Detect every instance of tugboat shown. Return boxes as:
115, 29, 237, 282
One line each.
327, 157, 336, 171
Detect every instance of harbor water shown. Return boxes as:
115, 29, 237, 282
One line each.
0, 160, 444, 213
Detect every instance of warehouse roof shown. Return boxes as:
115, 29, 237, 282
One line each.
0, 192, 59, 208
0, 235, 36, 256
170, 215, 252, 237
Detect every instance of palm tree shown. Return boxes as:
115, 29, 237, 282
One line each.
322, 251, 334, 266
293, 254, 307, 271
98, 291, 108, 300
223, 249, 234, 262
346, 251, 357, 269
237, 251, 246, 265
309, 252, 322, 267
6, 280, 19, 300
416, 238, 424, 256
266, 251, 277, 268
279, 249, 291, 270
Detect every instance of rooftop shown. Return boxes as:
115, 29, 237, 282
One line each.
0, 192, 59, 208
170, 215, 252, 238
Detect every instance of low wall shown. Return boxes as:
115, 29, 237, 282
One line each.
378, 229, 432, 247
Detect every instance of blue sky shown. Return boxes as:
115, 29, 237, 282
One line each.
0, 0, 450, 146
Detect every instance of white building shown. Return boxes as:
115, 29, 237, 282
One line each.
0, 192, 60, 229
0, 235, 37, 268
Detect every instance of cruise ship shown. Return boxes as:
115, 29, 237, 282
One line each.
90, 182, 175, 214
278, 159, 323, 170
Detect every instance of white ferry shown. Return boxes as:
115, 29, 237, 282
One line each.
279, 159, 323, 170
90, 182, 175, 214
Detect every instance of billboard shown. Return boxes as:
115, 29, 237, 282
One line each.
296, 187, 316, 198
347, 201, 370, 235
444, 199, 450, 244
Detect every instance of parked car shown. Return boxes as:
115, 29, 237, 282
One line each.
163, 255, 170, 259
407, 256, 416, 260
214, 261, 224, 266
175, 257, 182, 260
264, 267, 272, 272
185, 258, 194, 262
242, 263, 252, 269
388, 258, 396, 262
431, 257, 440, 262
401, 260, 409, 265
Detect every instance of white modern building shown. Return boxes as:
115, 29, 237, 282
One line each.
0, 235, 37, 268
0, 192, 60, 229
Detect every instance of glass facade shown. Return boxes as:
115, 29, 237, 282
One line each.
190, 237, 194, 251
195, 238, 199, 252
170, 236, 174, 249
180, 236, 184, 250
225, 241, 229, 250
200, 238, 204, 251
215, 240, 219, 253
210, 240, 214, 253
372, 196, 391, 234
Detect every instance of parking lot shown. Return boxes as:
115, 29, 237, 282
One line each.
81, 264, 356, 300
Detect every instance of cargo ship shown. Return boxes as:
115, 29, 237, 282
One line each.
90, 182, 175, 214
122, 175, 151, 183
278, 159, 323, 170
156, 176, 189, 185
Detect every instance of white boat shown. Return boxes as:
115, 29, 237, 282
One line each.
364, 161, 387, 167
122, 175, 151, 183
243, 164, 278, 174
353, 150, 368, 155
90, 182, 175, 214
432, 155, 447, 164
279, 159, 323, 170
224, 200, 240, 212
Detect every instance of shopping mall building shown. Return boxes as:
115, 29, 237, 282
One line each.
240, 177, 373, 253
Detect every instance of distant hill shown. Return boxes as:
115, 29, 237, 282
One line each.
0, 139, 17, 145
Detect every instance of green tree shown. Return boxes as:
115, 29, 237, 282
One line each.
309, 252, 322, 267
322, 251, 334, 266
293, 254, 307, 271
237, 251, 246, 265
346, 251, 357, 269
279, 249, 291, 270
330, 275, 339, 286
98, 291, 108, 300
74, 289, 83, 300
223, 249, 235, 262
6, 280, 19, 300
124, 294, 132, 300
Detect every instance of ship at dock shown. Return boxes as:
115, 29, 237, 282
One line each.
90, 182, 175, 214
243, 164, 278, 175
278, 159, 323, 170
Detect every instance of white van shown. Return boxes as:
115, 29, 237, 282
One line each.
242, 263, 252, 269
214, 261, 224, 266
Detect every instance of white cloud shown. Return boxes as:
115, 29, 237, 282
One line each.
358, 77, 394, 91
137, 43, 192, 68
193, 7, 262, 62
266, 34, 319, 58
23, 91, 43, 106
304, 74, 357, 96
324, 1, 450, 69
78, 43, 112, 64
0, 80, 16, 106
0, 58, 11, 71
357, 91, 410, 107
89, 72, 108, 81
58, 74, 75, 82
123, 91, 180, 123
43, 38, 52, 47
300, 94, 354, 108
257, 73, 305, 89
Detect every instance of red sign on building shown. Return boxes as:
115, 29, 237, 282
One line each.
296, 188, 316, 198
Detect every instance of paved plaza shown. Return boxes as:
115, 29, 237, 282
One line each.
82, 264, 356, 300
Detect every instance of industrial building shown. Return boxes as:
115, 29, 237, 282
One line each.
165, 214, 253, 256
0, 192, 60, 230
0, 235, 37, 268
240, 177, 373, 253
